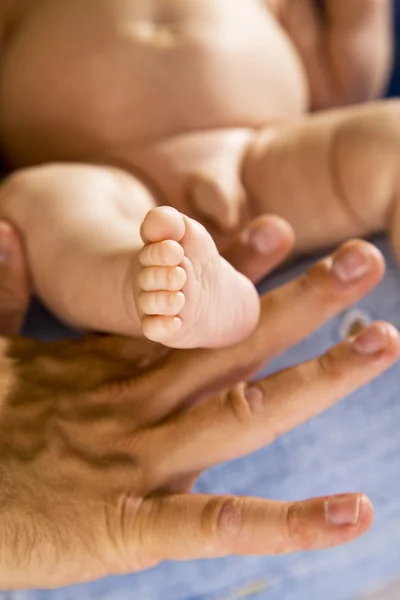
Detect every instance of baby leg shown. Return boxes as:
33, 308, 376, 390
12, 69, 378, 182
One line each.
0, 164, 259, 346
0, 164, 156, 336
242, 100, 400, 255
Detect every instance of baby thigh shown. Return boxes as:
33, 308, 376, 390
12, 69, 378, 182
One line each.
0, 164, 156, 333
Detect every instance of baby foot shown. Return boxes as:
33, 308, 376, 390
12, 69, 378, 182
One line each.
136, 206, 260, 348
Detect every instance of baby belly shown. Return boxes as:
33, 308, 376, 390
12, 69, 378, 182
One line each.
0, 0, 308, 166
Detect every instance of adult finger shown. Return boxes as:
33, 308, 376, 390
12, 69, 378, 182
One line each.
0, 222, 30, 335
130, 240, 386, 423
222, 215, 294, 283
131, 492, 373, 566
151, 322, 400, 475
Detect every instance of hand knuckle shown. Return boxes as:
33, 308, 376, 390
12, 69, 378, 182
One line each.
286, 502, 316, 551
286, 502, 301, 543
201, 496, 243, 553
225, 385, 262, 423
317, 349, 345, 381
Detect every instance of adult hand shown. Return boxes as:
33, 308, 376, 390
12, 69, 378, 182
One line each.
0, 239, 397, 590
0, 221, 30, 334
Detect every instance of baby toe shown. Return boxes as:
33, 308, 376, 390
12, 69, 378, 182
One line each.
138, 290, 186, 316
139, 240, 184, 267
138, 266, 186, 292
141, 315, 183, 342
140, 206, 186, 243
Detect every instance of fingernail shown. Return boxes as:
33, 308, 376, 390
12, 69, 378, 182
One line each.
246, 223, 283, 254
331, 246, 370, 282
325, 495, 361, 526
0, 223, 12, 264
351, 324, 390, 355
